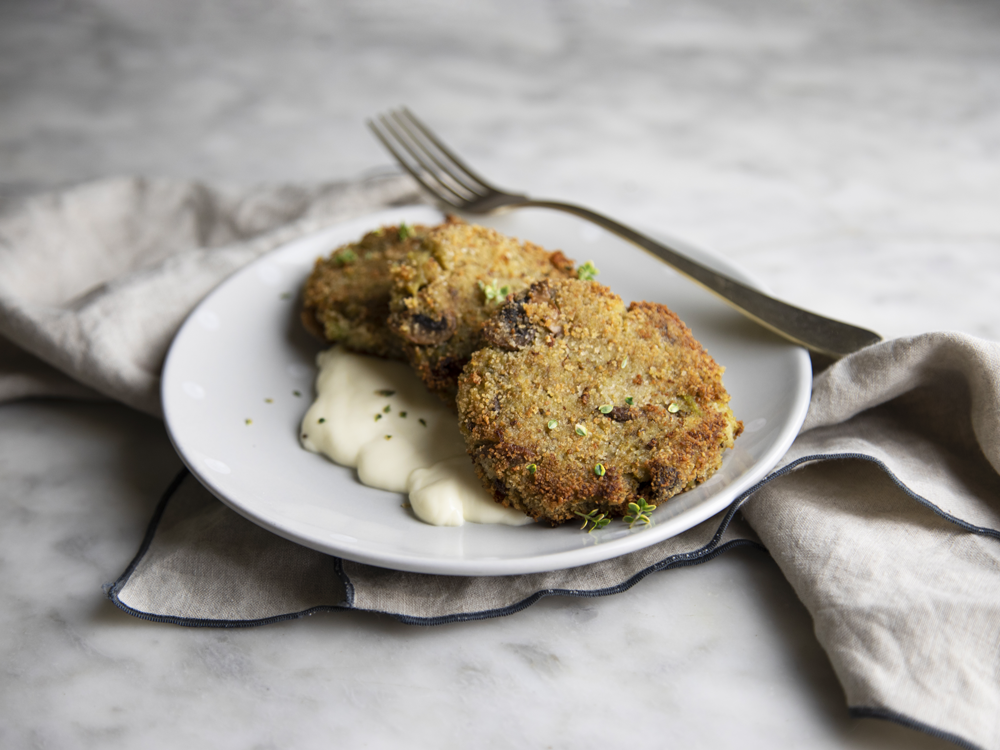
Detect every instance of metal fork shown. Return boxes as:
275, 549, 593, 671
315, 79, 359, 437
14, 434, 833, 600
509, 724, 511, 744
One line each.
368, 107, 881, 358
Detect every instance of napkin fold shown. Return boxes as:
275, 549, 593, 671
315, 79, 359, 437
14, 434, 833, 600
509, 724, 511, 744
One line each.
3, 177, 998, 750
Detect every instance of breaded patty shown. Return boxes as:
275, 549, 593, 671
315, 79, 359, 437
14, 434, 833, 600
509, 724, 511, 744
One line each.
301, 220, 446, 359
456, 278, 742, 525
388, 223, 576, 405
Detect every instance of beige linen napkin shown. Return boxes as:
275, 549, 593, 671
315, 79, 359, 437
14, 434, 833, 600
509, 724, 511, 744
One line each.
2, 177, 998, 750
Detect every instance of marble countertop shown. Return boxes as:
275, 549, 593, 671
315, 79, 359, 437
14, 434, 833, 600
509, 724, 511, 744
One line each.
1, 1, 997, 747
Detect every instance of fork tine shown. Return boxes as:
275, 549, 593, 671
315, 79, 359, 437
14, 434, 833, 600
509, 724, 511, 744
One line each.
398, 107, 500, 195
391, 109, 492, 198
367, 116, 467, 208
382, 111, 482, 202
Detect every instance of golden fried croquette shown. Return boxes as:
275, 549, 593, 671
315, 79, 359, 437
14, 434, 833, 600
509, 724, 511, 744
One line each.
456, 278, 742, 525
301, 220, 450, 359
387, 222, 576, 405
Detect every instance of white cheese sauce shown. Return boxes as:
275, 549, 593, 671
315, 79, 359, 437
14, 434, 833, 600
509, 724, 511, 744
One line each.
300, 347, 532, 527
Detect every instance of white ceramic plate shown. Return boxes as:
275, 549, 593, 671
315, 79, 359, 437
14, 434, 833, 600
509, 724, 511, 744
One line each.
162, 206, 811, 576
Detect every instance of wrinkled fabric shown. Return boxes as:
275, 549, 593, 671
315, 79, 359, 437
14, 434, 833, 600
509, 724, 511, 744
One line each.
4, 178, 999, 750
0, 174, 425, 414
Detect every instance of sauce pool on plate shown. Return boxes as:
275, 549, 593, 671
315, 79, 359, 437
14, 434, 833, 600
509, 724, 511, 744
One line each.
300, 347, 532, 527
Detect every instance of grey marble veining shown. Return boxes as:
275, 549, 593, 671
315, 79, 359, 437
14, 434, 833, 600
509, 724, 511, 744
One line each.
0, 403, 955, 750
2, 0, 997, 747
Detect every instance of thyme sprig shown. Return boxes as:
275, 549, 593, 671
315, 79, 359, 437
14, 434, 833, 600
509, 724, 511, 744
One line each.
623, 497, 657, 528
576, 509, 610, 533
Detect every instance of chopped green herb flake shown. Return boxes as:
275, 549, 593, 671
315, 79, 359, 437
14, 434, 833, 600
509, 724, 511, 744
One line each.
398, 222, 412, 240
667, 402, 680, 414
577, 261, 599, 281
385, 435, 392, 440
245, 419, 253, 425
375, 389, 396, 397
334, 249, 358, 266
527, 463, 537, 474
293, 390, 302, 397
621, 356, 629, 369
383, 405, 391, 413
399, 411, 407, 418
594, 463, 606, 477
374, 414, 382, 422
478, 279, 509, 304
419, 418, 427, 427
547, 419, 557, 429
575, 424, 588, 437
625, 396, 635, 406
318, 417, 326, 424
598, 404, 613, 414
681, 394, 703, 415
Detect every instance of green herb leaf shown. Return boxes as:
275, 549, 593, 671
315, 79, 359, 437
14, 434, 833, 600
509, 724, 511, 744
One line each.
375, 389, 396, 397
478, 279, 509, 304
598, 404, 613, 414
398, 222, 412, 240
623, 497, 657, 528
334, 248, 358, 266
576, 509, 610, 533
594, 463, 606, 477
527, 463, 537, 474
547, 419, 557, 429
577, 261, 599, 281
625, 396, 635, 406
575, 424, 588, 436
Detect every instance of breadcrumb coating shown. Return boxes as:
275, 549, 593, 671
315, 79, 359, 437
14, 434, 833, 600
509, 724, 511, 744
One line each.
457, 278, 742, 525
388, 222, 576, 405
301, 220, 455, 359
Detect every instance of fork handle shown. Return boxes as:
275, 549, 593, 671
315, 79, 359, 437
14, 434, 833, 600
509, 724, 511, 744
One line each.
518, 199, 882, 358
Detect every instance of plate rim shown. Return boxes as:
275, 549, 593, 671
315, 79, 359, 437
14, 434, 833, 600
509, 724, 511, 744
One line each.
163, 205, 811, 576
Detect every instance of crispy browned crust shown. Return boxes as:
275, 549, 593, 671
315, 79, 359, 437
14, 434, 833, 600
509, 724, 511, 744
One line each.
456, 278, 743, 525
388, 223, 577, 406
300, 219, 459, 359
